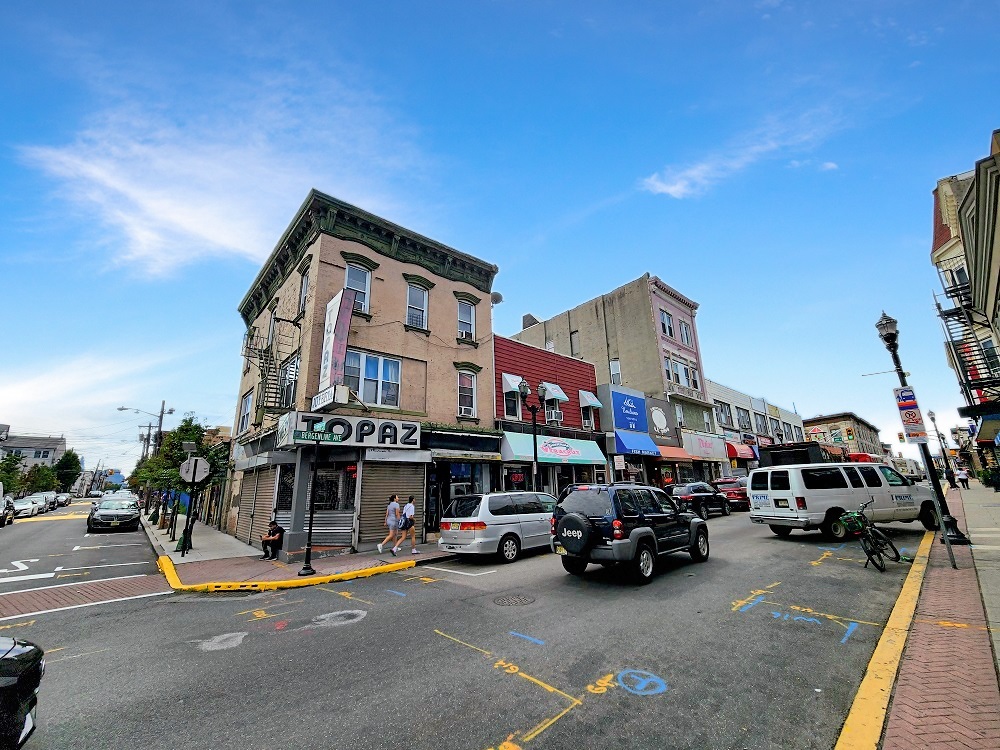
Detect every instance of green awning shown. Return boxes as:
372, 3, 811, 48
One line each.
501, 432, 607, 465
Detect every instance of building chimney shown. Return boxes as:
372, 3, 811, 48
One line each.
522, 313, 540, 329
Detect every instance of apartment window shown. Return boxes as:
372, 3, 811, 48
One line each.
610, 359, 622, 385
504, 390, 521, 419
570, 330, 580, 357
406, 285, 428, 329
769, 417, 782, 437
33, 450, 42, 459
581, 405, 594, 428
660, 310, 674, 337
675, 403, 685, 427
457, 301, 474, 339
736, 407, 752, 430
754, 412, 769, 435
346, 350, 400, 407
679, 320, 693, 346
794, 425, 804, 441
545, 340, 555, 352
691, 368, 700, 390
279, 353, 300, 409
983, 338, 1000, 375
346, 264, 370, 312
714, 401, 734, 427
672, 361, 691, 388
458, 371, 477, 416
954, 266, 970, 285
238, 389, 254, 434
298, 269, 310, 314
267, 305, 277, 347
43, 450, 50, 458
703, 410, 712, 432
782, 421, 793, 443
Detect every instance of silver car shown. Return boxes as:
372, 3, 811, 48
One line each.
437, 491, 557, 563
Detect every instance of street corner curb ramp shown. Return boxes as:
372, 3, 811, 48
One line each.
156, 556, 417, 593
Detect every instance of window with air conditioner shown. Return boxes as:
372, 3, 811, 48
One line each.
458, 371, 477, 417
610, 358, 621, 385
457, 301, 475, 340
346, 264, 370, 313
545, 398, 563, 423
345, 349, 400, 407
581, 405, 594, 429
407, 284, 428, 329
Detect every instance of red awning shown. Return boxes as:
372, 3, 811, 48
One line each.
848, 453, 876, 463
657, 446, 695, 462
726, 442, 756, 459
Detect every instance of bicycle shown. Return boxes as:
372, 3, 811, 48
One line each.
840, 499, 901, 572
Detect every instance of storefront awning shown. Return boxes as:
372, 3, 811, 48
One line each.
614, 430, 660, 456
540, 382, 569, 402
501, 373, 524, 393
501, 432, 607, 465
726, 442, 756, 460
579, 390, 603, 408
657, 445, 695, 462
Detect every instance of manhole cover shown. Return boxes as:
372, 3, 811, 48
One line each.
493, 595, 535, 606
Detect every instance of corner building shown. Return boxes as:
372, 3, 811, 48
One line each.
230, 191, 498, 557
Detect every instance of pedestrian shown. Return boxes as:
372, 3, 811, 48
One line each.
260, 520, 285, 560
392, 495, 419, 556
944, 467, 957, 489
957, 467, 970, 490
378, 494, 401, 554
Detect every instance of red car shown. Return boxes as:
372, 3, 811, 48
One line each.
711, 477, 749, 511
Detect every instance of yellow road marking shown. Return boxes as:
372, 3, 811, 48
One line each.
316, 587, 374, 605
434, 629, 492, 655
46, 648, 110, 664
834, 531, 933, 750
16, 513, 91, 523
517, 671, 582, 706
522, 702, 578, 743
785, 604, 882, 628
914, 617, 999, 633
46, 647, 66, 653
0, 620, 35, 631
56, 572, 89, 579
731, 581, 782, 612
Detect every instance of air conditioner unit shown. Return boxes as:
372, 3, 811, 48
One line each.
582, 418, 594, 430
546, 409, 564, 423
353, 300, 365, 312
458, 406, 476, 417
458, 330, 473, 340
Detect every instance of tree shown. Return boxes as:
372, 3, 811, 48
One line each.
23, 464, 59, 493
0, 454, 25, 495
53, 449, 83, 491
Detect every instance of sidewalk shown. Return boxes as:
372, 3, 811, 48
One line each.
140, 512, 456, 592
879, 484, 1000, 748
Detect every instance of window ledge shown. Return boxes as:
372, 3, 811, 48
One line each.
352, 309, 372, 322
456, 337, 479, 348
456, 415, 480, 425
404, 324, 431, 336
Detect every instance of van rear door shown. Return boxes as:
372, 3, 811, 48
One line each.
749, 471, 771, 513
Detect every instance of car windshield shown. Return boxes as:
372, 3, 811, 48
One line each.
671, 484, 697, 495
558, 488, 613, 517
14, 499, 32, 506
443, 495, 483, 519
98, 500, 137, 510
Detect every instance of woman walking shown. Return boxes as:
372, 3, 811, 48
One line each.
378, 494, 401, 554
393, 495, 419, 555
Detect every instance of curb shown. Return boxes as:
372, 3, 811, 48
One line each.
834, 530, 934, 750
156, 555, 418, 593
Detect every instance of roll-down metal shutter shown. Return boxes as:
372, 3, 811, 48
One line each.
248, 467, 277, 549
235, 471, 258, 544
359, 462, 426, 543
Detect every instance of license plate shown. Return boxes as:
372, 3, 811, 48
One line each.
554, 544, 566, 555
111, 521, 120, 526
775, 499, 788, 508
450, 522, 459, 530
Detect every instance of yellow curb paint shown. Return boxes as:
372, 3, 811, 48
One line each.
15, 513, 91, 523
834, 530, 934, 750
156, 555, 416, 593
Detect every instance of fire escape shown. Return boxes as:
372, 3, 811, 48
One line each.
242, 318, 300, 425
935, 255, 1000, 408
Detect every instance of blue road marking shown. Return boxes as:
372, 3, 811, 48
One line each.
509, 631, 545, 645
386, 590, 407, 597
617, 670, 668, 696
841, 622, 859, 644
817, 543, 847, 552
740, 595, 764, 612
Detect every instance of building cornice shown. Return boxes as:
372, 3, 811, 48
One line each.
649, 275, 699, 311
238, 190, 498, 326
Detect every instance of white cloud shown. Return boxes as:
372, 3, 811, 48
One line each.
820, 161, 839, 171
20, 64, 426, 275
642, 109, 842, 199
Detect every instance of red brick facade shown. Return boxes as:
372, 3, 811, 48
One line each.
493, 336, 601, 431
931, 188, 953, 251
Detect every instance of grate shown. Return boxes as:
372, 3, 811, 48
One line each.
493, 595, 536, 606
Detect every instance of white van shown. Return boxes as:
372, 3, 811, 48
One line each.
748, 463, 937, 541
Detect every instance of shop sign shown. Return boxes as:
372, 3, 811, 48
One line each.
682, 432, 727, 460
612, 390, 648, 432
723, 428, 741, 442
539, 437, 582, 460
318, 288, 358, 393
741, 432, 757, 445
365, 448, 432, 463
613, 455, 626, 471
646, 396, 674, 440
757, 436, 774, 447
278, 411, 421, 449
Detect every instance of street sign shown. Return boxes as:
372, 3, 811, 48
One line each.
893, 387, 928, 444
293, 430, 344, 443
179, 457, 210, 484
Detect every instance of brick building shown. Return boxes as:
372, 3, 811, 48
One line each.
802, 412, 881, 458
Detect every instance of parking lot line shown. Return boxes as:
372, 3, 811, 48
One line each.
422, 565, 497, 577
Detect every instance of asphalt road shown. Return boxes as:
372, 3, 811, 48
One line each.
0, 501, 156, 594
11, 511, 927, 750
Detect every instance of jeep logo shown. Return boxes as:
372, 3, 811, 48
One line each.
561, 529, 583, 539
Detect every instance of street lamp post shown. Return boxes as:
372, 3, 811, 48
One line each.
518, 380, 547, 492
927, 411, 955, 482
876, 312, 969, 545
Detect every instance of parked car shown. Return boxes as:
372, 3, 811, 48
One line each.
551, 483, 709, 584
665, 482, 731, 519
747, 462, 938, 540
21, 495, 46, 515
43, 493, 58, 512
55, 494, 72, 507
1, 498, 14, 527
711, 477, 749, 511
0, 637, 45, 749
437, 491, 558, 562
88, 491, 103, 498
87, 499, 141, 533
12, 499, 37, 519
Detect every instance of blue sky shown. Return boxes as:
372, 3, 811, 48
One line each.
2, 1, 998, 473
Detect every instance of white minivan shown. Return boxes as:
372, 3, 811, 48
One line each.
748, 462, 938, 541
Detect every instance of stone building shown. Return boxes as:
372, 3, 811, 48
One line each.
802, 413, 881, 458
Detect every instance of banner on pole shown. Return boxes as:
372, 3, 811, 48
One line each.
893, 387, 928, 444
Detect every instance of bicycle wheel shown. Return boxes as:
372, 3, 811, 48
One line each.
871, 527, 901, 562
859, 532, 886, 572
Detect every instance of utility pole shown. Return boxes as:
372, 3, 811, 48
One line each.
139, 423, 154, 462
154, 400, 168, 455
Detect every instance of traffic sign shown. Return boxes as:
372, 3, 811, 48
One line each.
180, 457, 210, 484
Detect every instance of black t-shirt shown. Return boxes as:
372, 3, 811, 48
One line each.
267, 525, 285, 547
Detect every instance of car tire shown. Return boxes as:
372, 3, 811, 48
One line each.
919, 502, 940, 531
822, 512, 849, 541
87, 524, 95, 534
631, 542, 656, 584
498, 534, 520, 563
722, 500, 731, 516
769, 525, 792, 538
689, 528, 710, 562
561, 556, 588, 576
697, 502, 710, 521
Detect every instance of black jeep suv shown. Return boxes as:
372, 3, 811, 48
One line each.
550, 483, 709, 584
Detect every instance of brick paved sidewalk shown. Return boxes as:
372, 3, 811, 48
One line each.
881, 490, 1000, 749
0, 574, 171, 620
